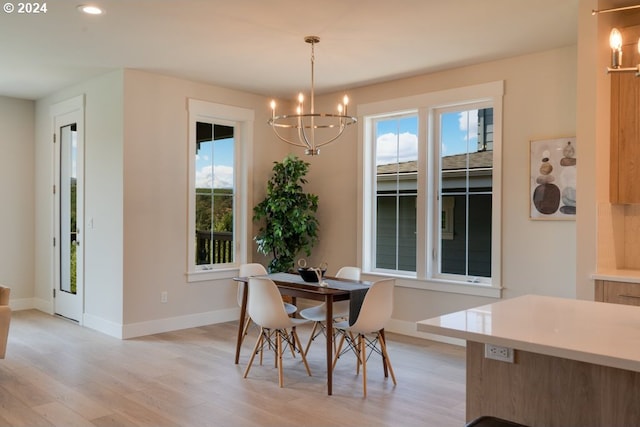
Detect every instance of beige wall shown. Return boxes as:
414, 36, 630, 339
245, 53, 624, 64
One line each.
304, 45, 578, 332
0, 96, 34, 305
120, 69, 288, 332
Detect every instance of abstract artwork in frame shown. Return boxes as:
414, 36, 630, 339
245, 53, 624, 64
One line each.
530, 137, 576, 220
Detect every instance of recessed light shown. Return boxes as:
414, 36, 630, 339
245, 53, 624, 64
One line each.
77, 4, 104, 15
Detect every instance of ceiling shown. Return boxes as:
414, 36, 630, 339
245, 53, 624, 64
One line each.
1, 0, 581, 101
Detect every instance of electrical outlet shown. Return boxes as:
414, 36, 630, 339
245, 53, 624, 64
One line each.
484, 343, 514, 363
161, 291, 168, 303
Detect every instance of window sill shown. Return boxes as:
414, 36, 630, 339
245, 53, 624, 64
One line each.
362, 272, 502, 299
187, 267, 239, 283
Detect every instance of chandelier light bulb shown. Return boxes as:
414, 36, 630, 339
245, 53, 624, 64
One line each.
610, 28, 622, 50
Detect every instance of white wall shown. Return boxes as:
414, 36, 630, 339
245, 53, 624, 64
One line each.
302, 45, 578, 334
35, 70, 125, 329
0, 96, 34, 307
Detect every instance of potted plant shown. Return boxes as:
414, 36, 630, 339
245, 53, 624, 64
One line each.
253, 154, 319, 272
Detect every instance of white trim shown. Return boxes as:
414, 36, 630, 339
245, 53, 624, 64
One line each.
186, 99, 254, 281
50, 94, 86, 324
358, 81, 504, 298
186, 267, 239, 283
362, 273, 502, 299
121, 308, 238, 339
83, 307, 239, 339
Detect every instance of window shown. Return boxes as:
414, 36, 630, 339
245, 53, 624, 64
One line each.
436, 106, 493, 283
187, 99, 254, 281
360, 81, 503, 295
194, 122, 235, 266
374, 114, 418, 273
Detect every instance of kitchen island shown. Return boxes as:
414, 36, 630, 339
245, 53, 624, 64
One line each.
417, 294, 640, 427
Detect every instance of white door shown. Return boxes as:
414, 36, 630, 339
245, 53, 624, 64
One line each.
52, 96, 84, 322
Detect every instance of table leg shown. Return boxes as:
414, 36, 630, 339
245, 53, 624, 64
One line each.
326, 294, 334, 395
235, 281, 248, 365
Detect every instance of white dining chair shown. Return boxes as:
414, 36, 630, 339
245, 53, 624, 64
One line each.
332, 278, 396, 397
243, 277, 312, 387
299, 266, 361, 356
238, 263, 297, 345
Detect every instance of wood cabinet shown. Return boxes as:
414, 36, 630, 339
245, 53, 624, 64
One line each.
595, 279, 640, 306
610, 25, 640, 204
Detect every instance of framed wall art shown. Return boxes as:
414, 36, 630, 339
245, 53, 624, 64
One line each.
530, 137, 576, 220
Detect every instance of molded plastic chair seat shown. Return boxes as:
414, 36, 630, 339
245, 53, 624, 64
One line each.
238, 263, 296, 345
299, 266, 360, 356
243, 277, 311, 387
333, 278, 396, 396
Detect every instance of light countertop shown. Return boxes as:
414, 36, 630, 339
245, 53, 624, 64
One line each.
417, 294, 640, 373
592, 269, 640, 283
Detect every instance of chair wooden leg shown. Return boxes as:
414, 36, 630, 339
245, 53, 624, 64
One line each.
288, 328, 297, 358
332, 332, 346, 371
348, 331, 361, 374
240, 316, 252, 345
378, 332, 397, 385
277, 330, 284, 387
359, 334, 367, 397
292, 328, 312, 377
304, 321, 320, 357
259, 332, 265, 366
243, 328, 264, 378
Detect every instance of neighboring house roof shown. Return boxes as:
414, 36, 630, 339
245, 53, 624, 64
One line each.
377, 150, 493, 175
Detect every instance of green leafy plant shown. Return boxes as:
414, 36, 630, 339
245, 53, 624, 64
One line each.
253, 154, 319, 272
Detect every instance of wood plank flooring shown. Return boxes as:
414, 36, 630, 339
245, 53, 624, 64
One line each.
0, 310, 465, 427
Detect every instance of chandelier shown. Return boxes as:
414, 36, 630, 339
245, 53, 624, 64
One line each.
268, 36, 357, 155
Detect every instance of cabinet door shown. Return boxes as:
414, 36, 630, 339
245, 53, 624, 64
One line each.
610, 25, 640, 204
604, 281, 640, 306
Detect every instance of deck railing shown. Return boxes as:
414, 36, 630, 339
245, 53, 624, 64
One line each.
196, 230, 233, 264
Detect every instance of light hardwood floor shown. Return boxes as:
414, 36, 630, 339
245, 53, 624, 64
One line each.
0, 310, 465, 427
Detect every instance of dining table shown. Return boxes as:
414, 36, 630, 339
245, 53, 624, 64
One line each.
233, 272, 371, 395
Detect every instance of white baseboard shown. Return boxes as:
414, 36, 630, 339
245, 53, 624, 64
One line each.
10, 297, 51, 313
82, 313, 125, 339
10, 299, 464, 347
120, 308, 240, 339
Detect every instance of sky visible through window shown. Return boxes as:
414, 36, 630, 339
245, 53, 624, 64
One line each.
196, 137, 234, 189
376, 111, 479, 165
195, 110, 481, 185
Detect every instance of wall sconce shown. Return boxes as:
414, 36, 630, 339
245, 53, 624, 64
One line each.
607, 27, 640, 75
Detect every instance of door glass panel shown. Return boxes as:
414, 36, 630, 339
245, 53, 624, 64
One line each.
60, 123, 77, 294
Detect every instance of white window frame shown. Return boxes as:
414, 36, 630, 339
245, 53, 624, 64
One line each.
370, 112, 419, 276
187, 99, 254, 282
358, 81, 503, 298
432, 101, 494, 286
